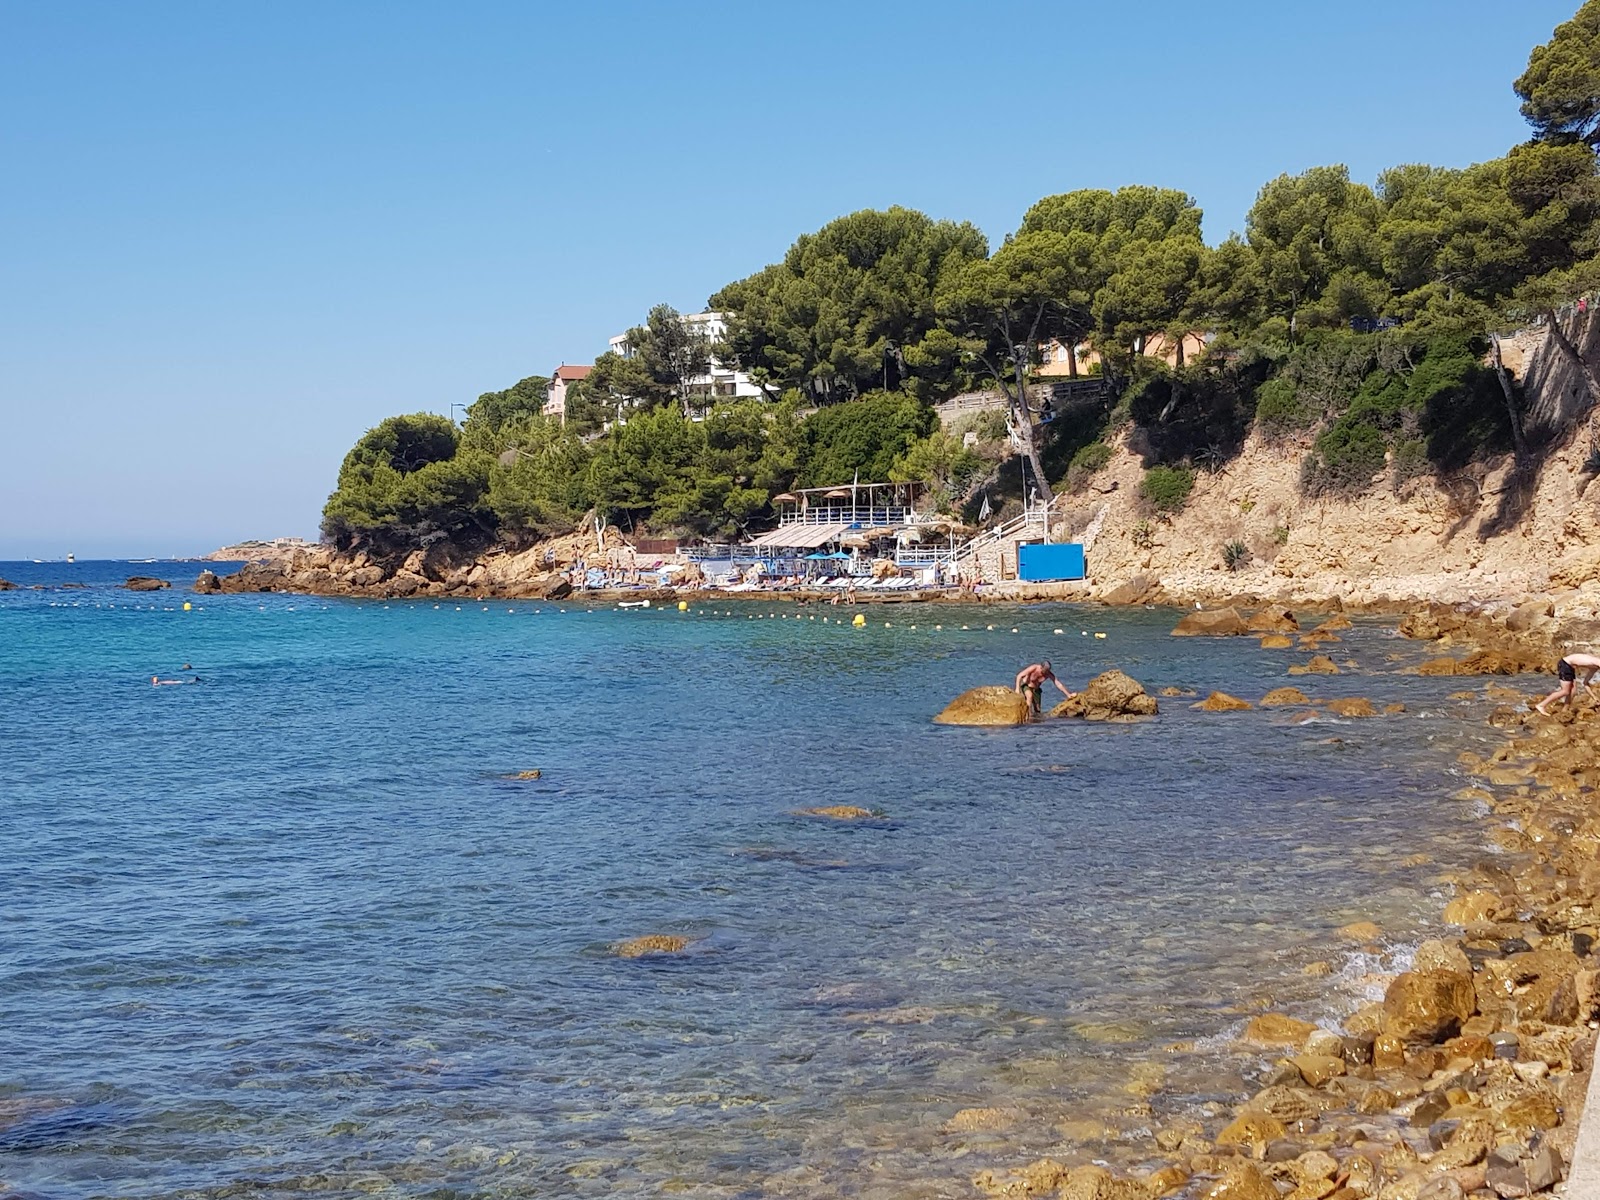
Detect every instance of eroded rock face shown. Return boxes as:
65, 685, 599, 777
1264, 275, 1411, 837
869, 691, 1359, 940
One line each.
1382, 969, 1476, 1043
1050, 670, 1158, 721
1193, 691, 1253, 712
1246, 605, 1299, 634
192, 570, 221, 593
1172, 607, 1250, 637
934, 687, 1032, 726
125, 576, 171, 591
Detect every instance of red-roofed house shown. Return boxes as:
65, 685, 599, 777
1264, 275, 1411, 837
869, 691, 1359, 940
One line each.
544, 364, 592, 421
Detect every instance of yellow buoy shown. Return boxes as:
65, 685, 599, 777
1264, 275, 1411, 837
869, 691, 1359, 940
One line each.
1095, 632, 1108, 639
182, 601, 192, 611
852, 613, 866, 627
678, 600, 688, 611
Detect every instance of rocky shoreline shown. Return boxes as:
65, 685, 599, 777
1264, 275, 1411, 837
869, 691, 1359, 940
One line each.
952, 611, 1599, 1200
190, 544, 1600, 1197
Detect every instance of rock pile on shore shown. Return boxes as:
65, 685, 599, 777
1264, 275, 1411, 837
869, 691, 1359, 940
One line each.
968, 628, 1600, 1200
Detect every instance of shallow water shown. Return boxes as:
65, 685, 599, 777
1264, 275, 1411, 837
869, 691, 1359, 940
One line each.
0, 562, 1506, 1198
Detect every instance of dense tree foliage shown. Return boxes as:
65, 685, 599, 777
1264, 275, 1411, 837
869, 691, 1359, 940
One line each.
324, 4, 1600, 552
711, 207, 988, 401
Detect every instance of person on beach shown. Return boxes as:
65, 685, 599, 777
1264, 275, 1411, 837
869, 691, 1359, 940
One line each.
1015, 660, 1074, 714
1535, 652, 1600, 714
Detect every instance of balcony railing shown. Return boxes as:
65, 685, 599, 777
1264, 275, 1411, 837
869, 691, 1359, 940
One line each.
778, 505, 911, 527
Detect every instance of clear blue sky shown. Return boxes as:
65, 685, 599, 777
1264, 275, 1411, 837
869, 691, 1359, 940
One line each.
0, 0, 1578, 558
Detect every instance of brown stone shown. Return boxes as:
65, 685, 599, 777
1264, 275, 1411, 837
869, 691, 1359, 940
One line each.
125, 576, 171, 591
1313, 615, 1354, 633
1216, 1113, 1286, 1155
193, 570, 221, 593
1374, 1033, 1407, 1069
934, 687, 1031, 726
1242, 1014, 1319, 1047
615, 934, 692, 958
1443, 892, 1501, 925
1383, 970, 1476, 1043
1050, 670, 1159, 721
1202, 1161, 1281, 1200
1261, 687, 1312, 706
1193, 691, 1254, 712
1287, 655, 1341, 676
1290, 1053, 1346, 1087
1247, 605, 1300, 634
1417, 657, 1461, 676
1172, 607, 1251, 637
1144, 1165, 1189, 1197
1102, 575, 1152, 606
1259, 634, 1295, 649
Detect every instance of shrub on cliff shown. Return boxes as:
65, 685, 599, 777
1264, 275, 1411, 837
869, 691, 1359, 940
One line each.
1139, 465, 1195, 512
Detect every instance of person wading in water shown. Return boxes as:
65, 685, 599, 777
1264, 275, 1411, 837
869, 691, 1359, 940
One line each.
1535, 651, 1600, 714
1015, 660, 1074, 715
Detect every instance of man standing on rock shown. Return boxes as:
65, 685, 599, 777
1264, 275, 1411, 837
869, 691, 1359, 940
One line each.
1015, 661, 1074, 715
1535, 651, 1600, 714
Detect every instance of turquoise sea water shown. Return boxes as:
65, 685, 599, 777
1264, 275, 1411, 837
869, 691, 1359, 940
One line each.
0, 562, 1504, 1199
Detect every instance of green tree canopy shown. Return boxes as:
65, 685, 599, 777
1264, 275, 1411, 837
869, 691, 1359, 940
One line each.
1244, 166, 1384, 337
462, 375, 550, 445
1517, 0, 1600, 148
798, 391, 933, 487
712, 207, 988, 401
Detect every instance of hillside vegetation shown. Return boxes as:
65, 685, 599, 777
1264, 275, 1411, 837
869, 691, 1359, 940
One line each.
323, 3, 1600, 560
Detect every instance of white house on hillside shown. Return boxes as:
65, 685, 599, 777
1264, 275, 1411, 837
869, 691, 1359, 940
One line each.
609, 311, 764, 411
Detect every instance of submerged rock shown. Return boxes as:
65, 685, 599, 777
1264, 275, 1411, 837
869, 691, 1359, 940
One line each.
1241, 1013, 1317, 1047
1050, 670, 1158, 721
125, 576, 170, 591
1258, 634, 1294, 649
1172, 607, 1250, 637
1325, 697, 1377, 718
1193, 691, 1253, 712
934, 686, 1031, 726
1261, 687, 1310, 707
1287, 654, 1340, 676
1313, 614, 1353, 633
505, 769, 542, 780
614, 934, 692, 958
797, 805, 876, 820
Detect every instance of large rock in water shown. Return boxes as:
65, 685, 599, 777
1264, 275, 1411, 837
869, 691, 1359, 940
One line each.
1050, 670, 1158, 721
193, 570, 221, 593
1382, 969, 1476, 1043
125, 576, 171, 591
1246, 605, 1299, 633
934, 686, 1032, 726
1171, 607, 1250, 637
0, 578, 14, 591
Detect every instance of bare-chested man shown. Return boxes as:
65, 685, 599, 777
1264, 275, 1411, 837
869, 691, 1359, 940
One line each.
1535, 651, 1600, 714
1015, 660, 1074, 715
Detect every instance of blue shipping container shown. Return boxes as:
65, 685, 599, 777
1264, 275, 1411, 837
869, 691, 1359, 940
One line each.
1017, 542, 1086, 582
